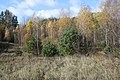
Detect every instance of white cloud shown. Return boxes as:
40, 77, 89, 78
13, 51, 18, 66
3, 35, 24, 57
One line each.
8, 6, 35, 23
69, 0, 81, 7
14, 0, 57, 9
9, 0, 57, 13
37, 9, 60, 18
8, 7, 34, 16
2, 0, 101, 21
92, 7, 101, 12
8, 0, 81, 20
8, 0, 101, 22
70, 7, 80, 16
8, 7, 19, 15
44, 0, 57, 7
0, 4, 7, 11
24, 9, 35, 16
8, 0, 57, 22
69, 0, 101, 16
69, 0, 81, 16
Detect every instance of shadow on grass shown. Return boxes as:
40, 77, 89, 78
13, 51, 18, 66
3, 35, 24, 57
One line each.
0, 42, 15, 54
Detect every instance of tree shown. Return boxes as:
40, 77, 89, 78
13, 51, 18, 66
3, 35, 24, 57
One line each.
24, 32, 30, 42
23, 19, 34, 46
0, 24, 5, 41
59, 9, 71, 18
0, 10, 18, 42
77, 6, 94, 37
0, 11, 5, 41
24, 15, 43, 55
98, 0, 120, 50
42, 41, 58, 57
4, 27, 10, 41
77, 6, 97, 49
47, 20, 54, 39
25, 19, 33, 33
58, 26, 78, 56
26, 36, 42, 55
56, 9, 72, 38
32, 15, 42, 55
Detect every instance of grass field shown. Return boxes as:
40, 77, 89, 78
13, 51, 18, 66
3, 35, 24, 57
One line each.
0, 51, 120, 80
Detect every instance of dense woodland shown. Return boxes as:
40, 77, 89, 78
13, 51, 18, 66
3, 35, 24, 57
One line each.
0, 0, 120, 79
0, 0, 120, 56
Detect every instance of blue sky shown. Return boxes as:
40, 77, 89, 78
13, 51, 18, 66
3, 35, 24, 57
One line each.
0, 0, 101, 22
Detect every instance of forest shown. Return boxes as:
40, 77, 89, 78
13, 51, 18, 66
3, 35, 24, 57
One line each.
0, 0, 120, 80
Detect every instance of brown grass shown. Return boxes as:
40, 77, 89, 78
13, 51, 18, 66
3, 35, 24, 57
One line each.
0, 52, 120, 80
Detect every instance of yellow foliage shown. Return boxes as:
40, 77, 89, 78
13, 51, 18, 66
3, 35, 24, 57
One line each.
56, 18, 71, 37
95, 12, 110, 28
57, 18, 69, 27
25, 20, 33, 31
47, 21, 56, 39
47, 21, 53, 28
77, 12, 95, 36
4, 27, 9, 40
23, 33, 30, 43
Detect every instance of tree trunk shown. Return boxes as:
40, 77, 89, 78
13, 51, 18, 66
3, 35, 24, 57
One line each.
105, 28, 108, 45
36, 27, 40, 55
93, 31, 96, 46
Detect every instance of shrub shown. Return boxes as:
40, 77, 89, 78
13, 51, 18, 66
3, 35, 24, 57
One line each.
103, 44, 111, 54
100, 41, 106, 49
15, 48, 23, 56
42, 41, 58, 57
26, 36, 42, 55
58, 26, 78, 56
0, 42, 13, 52
100, 41, 110, 54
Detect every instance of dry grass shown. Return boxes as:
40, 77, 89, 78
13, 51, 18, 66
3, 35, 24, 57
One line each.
0, 52, 120, 80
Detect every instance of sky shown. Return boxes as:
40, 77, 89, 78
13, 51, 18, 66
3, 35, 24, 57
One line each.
0, 0, 101, 22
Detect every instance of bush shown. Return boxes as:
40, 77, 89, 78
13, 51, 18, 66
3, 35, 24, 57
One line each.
103, 44, 110, 54
100, 41, 110, 54
15, 48, 22, 56
42, 41, 58, 57
0, 42, 13, 52
100, 41, 106, 49
58, 26, 78, 56
26, 36, 42, 55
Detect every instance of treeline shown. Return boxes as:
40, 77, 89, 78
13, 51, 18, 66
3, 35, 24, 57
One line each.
0, 10, 18, 42
0, 0, 120, 56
